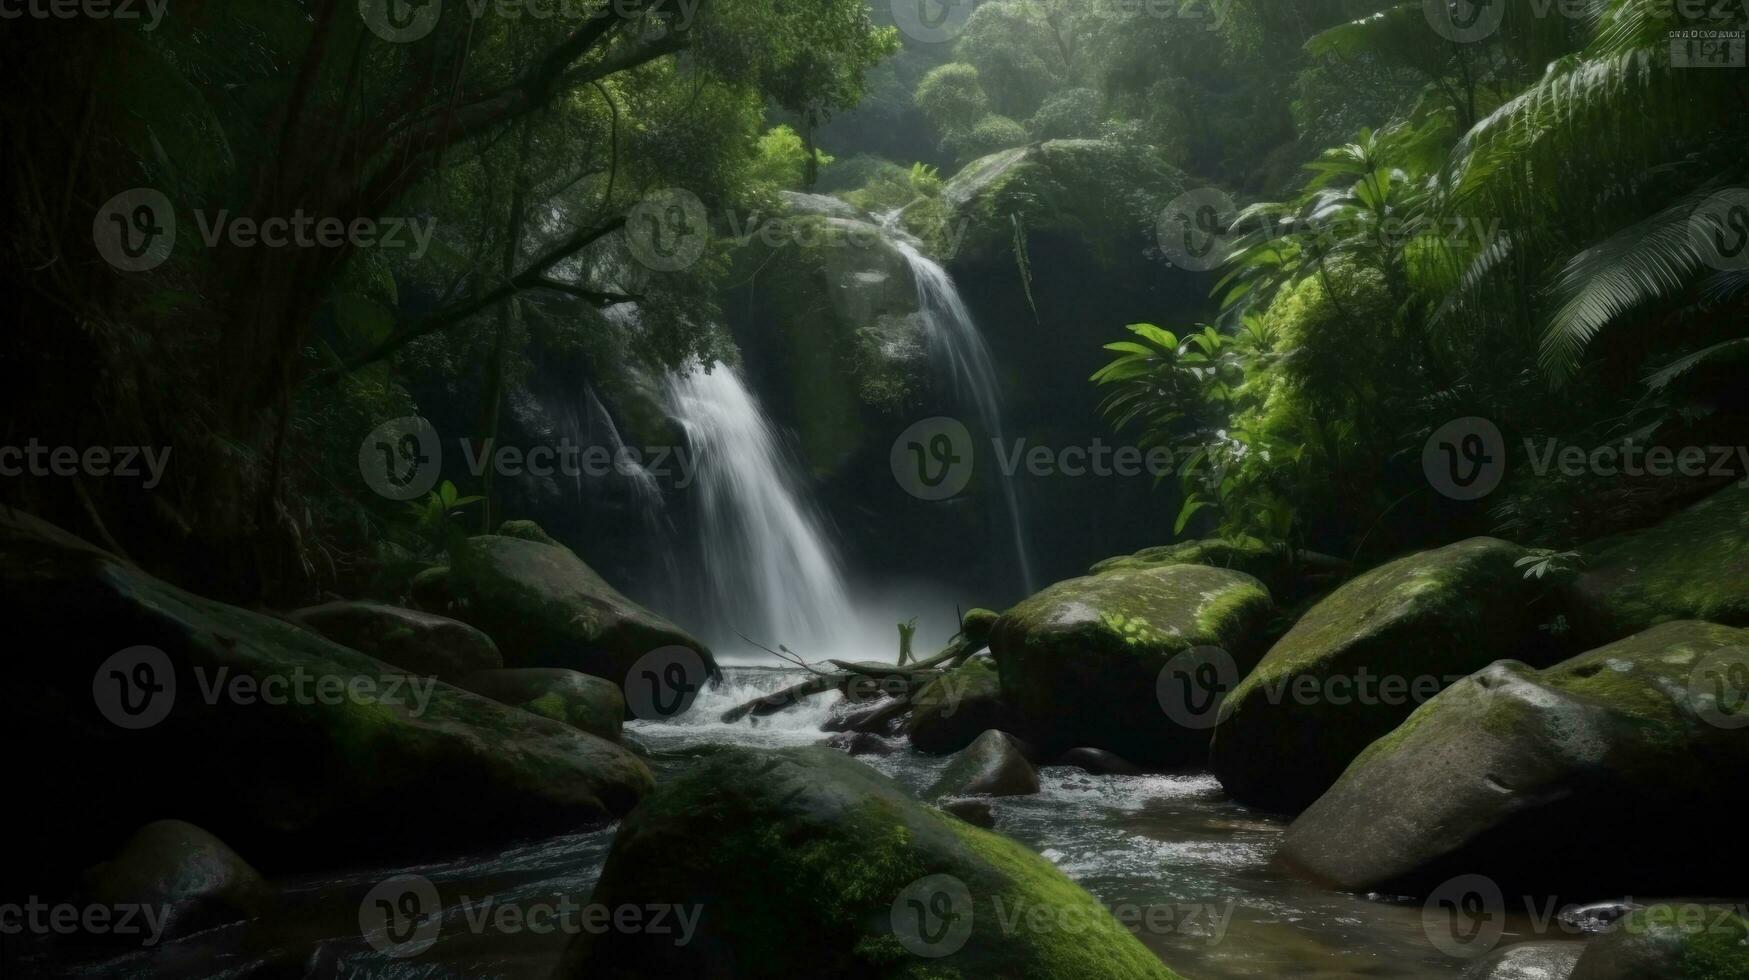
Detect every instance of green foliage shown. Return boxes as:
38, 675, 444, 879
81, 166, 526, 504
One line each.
748, 125, 836, 193
1027, 88, 1103, 141
914, 63, 991, 135
949, 114, 1029, 163
401, 481, 484, 559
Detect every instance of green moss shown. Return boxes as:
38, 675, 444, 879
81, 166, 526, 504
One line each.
1574, 484, 1749, 637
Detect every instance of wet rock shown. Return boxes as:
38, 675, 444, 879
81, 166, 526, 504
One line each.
561, 746, 1180, 978
938, 798, 996, 828
444, 529, 715, 698
824, 693, 912, 736
1053, 747, 1145, 776
906, 657, 1014, 755
1462, 942, 1584, 980
1213, 537, 1558, 814
991, 564, 1273, 768
79, 820, 267, 943
824, 731, 900, 756
1281, 621, 1749, 899
926, 730, 1040, 799
1571, 903, 1749, 979
287, 601, 501, 680
457, 668, 624, 742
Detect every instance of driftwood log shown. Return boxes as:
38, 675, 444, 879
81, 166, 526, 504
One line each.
719, 633, 984, 724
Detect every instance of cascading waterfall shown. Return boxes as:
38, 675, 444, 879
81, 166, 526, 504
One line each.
664, 360, 857, 657
889, 235, 1038, 594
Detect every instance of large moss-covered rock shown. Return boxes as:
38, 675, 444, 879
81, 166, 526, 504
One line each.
926, 730, 1040, 799
990, 564, 1273, 768
445, 532, 714, 695
1570, 484, 1749, 641
1, 512, 653, 894
723, 202, 929, 473
1090, 538, 1280, 579
288, 601, 501, 680
1211, 537, 1554, 813
1281, 621, 1749, 898
906, 657, 1014, 755
79, 820, 266, 942
457, 668, 624, 743
1571, 904, 1749, 979
562, 746, 1179, 979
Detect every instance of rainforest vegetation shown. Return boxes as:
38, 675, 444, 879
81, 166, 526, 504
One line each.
2, 1, 1747, 978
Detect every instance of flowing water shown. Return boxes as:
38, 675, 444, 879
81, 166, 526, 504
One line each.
888, 235, 1037, 596
35, 666, 1524, 979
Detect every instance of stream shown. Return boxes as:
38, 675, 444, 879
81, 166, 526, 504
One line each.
25, 667, 1559, 980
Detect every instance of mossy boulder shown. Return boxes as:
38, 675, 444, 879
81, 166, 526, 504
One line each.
1570, 484, 1749, 642
1211, 537, 1556, 813
288, 601, 501, 680
445, 532, 714, 698
926, 730, 1040, 799
1090, 538, 1278, 578
496, 519, 563, 547
989, 563, 1274, 768
457, 668, 624, 743
0, 512, 654, 893
906, 657, 1014, 755
78, 820, 266, 943
959, 607, 1000, 648
1571, 904, 1749, 979
1281, 621, 1749, 899
562, 745, 1180, 979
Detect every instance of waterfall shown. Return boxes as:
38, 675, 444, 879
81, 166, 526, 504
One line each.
664, 361, 857, 658
889, 236, 1038, 594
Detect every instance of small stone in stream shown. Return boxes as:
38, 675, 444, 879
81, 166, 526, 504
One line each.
824, 731, 900, 756
1054, 746, 1145, 776
79, 820, 267, 943
927, 729, 1040, 799
939, 798, 996, 828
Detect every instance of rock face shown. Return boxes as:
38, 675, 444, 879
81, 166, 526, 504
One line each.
1570, 903, 1749, 979
1090, 538, 1281, 581
926, 730, 1040, 799
457, 668, 624, 742
288, 601, 501, 680
563, 746, 1179, 979
990, 564, 1273, 768
906, 657, 1013, 755
1, 512, 654, 894
1281, 621, 1749, 899
444, 532, 714, 696
1211, 537, 1554, 813
1052, 747, 1145, 777
79, 820, 266, 942
1570, 484, 1749, 642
